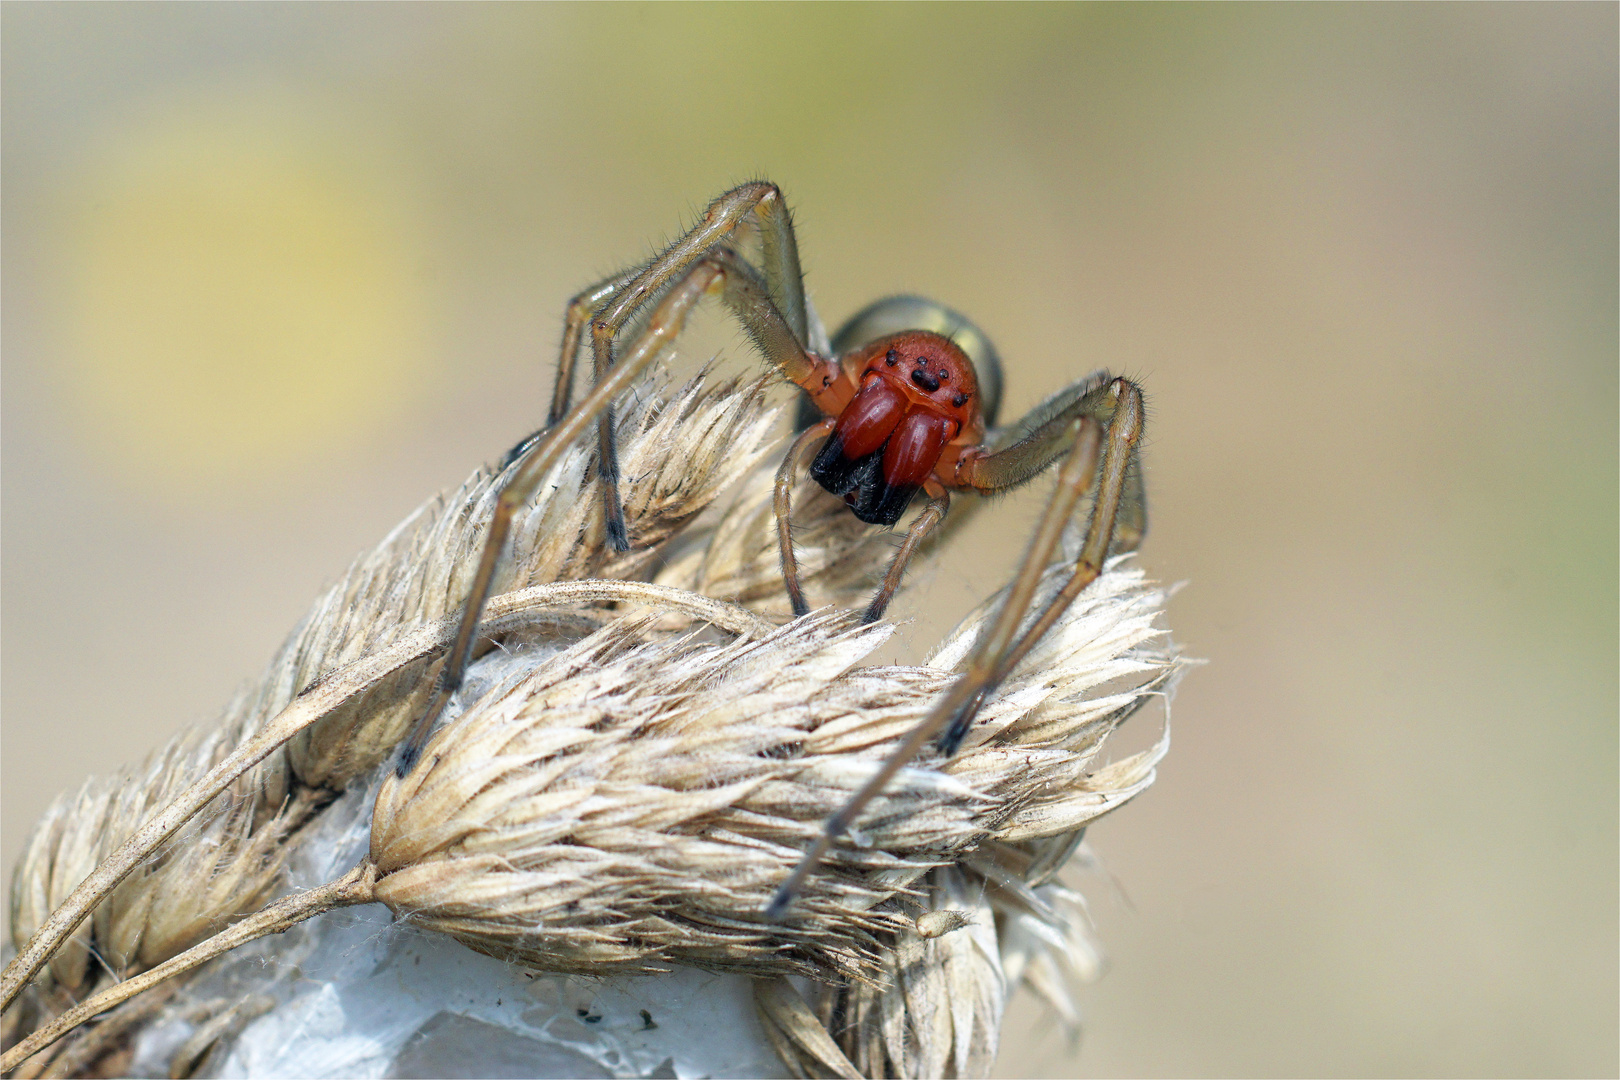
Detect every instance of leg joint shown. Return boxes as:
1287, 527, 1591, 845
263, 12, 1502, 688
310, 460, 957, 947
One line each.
1107, 377, 1145, 444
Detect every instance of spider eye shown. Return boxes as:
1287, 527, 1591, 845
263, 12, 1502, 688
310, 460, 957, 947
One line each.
909, 367, 942, 393
885, 349, 898, 365
953, 393, 968, 408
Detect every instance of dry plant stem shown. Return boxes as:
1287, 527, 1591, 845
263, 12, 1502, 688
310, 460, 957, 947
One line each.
27, 982, 178, 1079
1, 866, 377, 1071
5, 1032, 60, 1079
0, 581, 770, 1013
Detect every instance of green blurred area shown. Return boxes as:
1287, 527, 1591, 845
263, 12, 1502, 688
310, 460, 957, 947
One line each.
4, 5, 1614, 1076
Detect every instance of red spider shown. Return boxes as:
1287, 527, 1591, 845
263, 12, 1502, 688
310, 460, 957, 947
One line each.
397, 183, 1146, 918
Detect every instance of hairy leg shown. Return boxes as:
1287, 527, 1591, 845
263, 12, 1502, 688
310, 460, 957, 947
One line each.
775, 419, 836, 618
862, 485, 950, 624
587, 183, 807, 550
939, 378, 1145, 752
548, 269, 638, 427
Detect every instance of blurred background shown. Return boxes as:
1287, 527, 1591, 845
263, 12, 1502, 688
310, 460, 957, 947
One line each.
3, 5, 1614, 1076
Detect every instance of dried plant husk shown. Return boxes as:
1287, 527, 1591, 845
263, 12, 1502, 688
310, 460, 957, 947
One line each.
803, 867, 1006, 1080
6, 372, 782, 1007
283, 370, 783, 789
6, 716, 308, 999
369, 555, 1171, 991
12, 552, 1170, 1075
371, 612, 918, 982
5, 371, 1180, 1080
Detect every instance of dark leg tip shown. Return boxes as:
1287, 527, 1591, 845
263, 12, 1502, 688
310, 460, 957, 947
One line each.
605, 515, 630, 552
500, 427, 547, 470
764, 889, 793, 922
936, 688, 989, 757
394, 745, 419, 778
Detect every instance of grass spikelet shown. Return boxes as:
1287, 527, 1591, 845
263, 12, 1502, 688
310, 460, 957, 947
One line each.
283, 370, 779, 788
369, 613, 916, 982
768, 866, 1007, 1080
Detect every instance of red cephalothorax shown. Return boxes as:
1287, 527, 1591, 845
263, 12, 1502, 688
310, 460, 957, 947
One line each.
809, 331, 983, 526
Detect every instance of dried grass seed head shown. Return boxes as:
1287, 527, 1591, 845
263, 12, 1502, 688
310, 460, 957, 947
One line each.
7, 371, 783, 1000
369, 554, 1175, 985
7, 366, 1180, 1080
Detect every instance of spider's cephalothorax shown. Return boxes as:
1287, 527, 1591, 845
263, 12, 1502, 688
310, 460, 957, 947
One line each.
397, 182, 1147, 919
809, 332, 983, 526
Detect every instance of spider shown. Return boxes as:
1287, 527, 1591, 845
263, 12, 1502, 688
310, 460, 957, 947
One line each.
395, 182, 1146, 918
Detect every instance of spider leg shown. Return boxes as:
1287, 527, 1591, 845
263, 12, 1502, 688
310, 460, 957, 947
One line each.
940, 376, 1146, 752
764, 418, 1103, 919
589, 183, 807, 550
775, 418, 836, 618
862, 484, 950, 624
766, 377, 1144, 918
395, 260, 722, 775
776, 426, 950, 622
397, 250, 824, 777
547, 269, 638, 426
706, 247, 825, 389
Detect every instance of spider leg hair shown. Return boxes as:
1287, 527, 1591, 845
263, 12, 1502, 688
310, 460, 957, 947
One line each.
587, 183, 807, 551
548, 268, 639, 426
862, 485, 950, 624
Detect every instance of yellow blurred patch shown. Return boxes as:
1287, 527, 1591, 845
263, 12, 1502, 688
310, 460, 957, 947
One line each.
59, 92, 430, 492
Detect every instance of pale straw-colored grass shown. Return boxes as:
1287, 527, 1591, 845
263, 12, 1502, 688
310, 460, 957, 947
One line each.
4, 371, 1179, 1079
